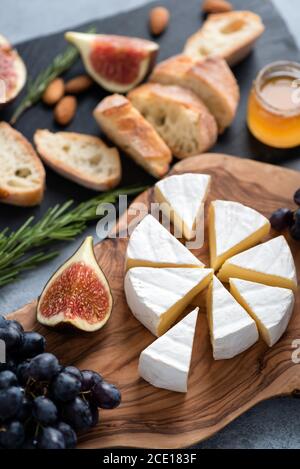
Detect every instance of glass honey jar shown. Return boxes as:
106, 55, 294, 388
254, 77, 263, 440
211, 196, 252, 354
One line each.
247, 61, 300, 148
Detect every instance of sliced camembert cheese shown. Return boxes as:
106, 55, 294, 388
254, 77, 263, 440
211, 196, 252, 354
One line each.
218, 235, 297, 291
209, 200, 270, 270
126, 214, 203, 270
207, 276, 258, 359
154, 173, 211, 241
138, 307, 199, 392
124, 267, 213, 336
229, 278, 294, 347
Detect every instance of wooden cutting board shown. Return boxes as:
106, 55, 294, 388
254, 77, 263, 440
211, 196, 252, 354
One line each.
8, 154, 300, 449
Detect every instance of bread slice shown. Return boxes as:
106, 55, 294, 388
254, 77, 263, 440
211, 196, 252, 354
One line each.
34, 130, 121, 191
128, 83, 217, 158
93, 94, 172, 178
183, 11, 265, 67
150, 55, 239, 133
0, 122, 45, 206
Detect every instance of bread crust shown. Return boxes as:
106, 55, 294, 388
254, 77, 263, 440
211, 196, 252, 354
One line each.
34, 130, 121, 191
150, 54, 239, 132
0, 122, 45, 206
128, 83, 217, 158
94, 94, 172, 178
183, 11, 265, 67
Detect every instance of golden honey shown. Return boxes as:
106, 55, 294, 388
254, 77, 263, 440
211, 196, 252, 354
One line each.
247, 61, 300, 148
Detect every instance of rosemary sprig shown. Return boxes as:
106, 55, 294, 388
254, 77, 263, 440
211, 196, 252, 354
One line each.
10, 26, 96, 124
0, 185, 146, 287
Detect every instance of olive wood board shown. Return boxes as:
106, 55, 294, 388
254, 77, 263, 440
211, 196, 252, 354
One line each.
8, 153, 300, 449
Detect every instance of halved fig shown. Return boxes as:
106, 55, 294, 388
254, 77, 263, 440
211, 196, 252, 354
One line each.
65, 32, 159, 93
37, 236, 113, 332
0, 34, 26, 106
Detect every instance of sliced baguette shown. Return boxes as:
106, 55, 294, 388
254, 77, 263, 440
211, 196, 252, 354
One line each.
34, 130, 121, 191
128, 83, 217, 158
150, 55, 240, 133
184, 11, 265, 67
0, 122, 45, 206
150, 54, 239, 133
93, 94, 172, 178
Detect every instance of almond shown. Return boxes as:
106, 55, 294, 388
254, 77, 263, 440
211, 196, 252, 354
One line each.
149, 7, 170, 36
42, 78, 65, 106
54, 95, 77, 126
202, 0, 233, 14
64, 75, 93, 94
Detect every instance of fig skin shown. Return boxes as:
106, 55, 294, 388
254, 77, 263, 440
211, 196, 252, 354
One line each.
37, 236, 113, 332
64, 32, 159, 93
0, 34, 27, 107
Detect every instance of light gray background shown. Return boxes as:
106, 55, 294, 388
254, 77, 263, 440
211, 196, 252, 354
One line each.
0, 0, 299, 48
1, 0, 300, 449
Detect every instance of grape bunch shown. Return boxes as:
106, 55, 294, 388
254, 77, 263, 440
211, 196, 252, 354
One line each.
270, 188, 300, 240
0, 317, 121, 449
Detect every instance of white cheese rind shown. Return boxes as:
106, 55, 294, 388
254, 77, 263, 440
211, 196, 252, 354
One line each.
138, 307, 199, 392
229, 278, 294, 346
124, 267, 212, 336
126, 214, 203, 269
211, 200, 270, 263
208, 276, 258, 359
219, 235, 297, 289
155, 173, 211, 240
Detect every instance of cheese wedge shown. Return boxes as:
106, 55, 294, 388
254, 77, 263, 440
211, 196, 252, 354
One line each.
207, 276, 258, 359
218, 236, 297, 291
209, 200, 270, 271
126, 214, 203, 270
124, 267, 213, 336
138, 307, 199, 393
154, 173, 211, 241
229, 278, 294, 346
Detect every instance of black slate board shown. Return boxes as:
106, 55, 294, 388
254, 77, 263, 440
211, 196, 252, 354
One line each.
1, 0, 300, 234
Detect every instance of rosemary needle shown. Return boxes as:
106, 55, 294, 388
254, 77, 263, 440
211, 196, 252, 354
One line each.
0, 185, 146, 287
10, 26, 96, 124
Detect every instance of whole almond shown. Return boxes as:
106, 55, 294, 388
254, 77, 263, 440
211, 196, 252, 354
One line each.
54, 95, 77, 126
65, 75, 93, 94
202, 0, 233, 14
42, 78, 65, 106
149, 7, 170, 36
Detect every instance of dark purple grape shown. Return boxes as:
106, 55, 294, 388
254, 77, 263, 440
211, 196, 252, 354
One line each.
0, 370, 18, 389
64, 366, 82, 383
16, 359, 31, 385
0, 324, 24, 351
91, 380, 121, 409
290, 209, 300, 240
0, 356, 17, 373
61, 397, 92, 431
16, 396, 33, 422
294, 188, 300, 206
51, 371, 81, 402
28, 353, 60, 381
20, 331, 46, 358
22, 437, 38, 449
56, 422, 77, 449
0, 316, 8, 329
0, 421, 25, 448
81, 370, 103, 392
270, 208, 294, 231
0, 386, 23, 421
37, 427, 65, 449
33, 396, 58, 425
89, 402, 99, 427
8, 320, 24, 334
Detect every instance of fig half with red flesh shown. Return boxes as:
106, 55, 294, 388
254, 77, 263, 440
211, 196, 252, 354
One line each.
0, 34, 26, 106
65, 32, 159, 93
37, 236, 113, 332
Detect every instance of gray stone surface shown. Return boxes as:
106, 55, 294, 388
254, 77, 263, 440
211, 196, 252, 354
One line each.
1, 0, 300, 450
